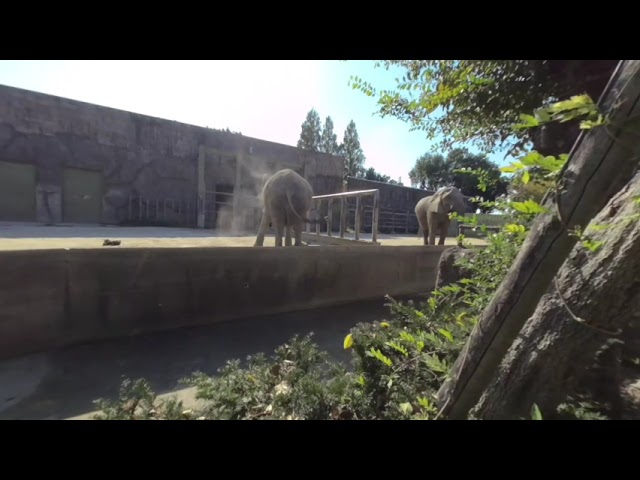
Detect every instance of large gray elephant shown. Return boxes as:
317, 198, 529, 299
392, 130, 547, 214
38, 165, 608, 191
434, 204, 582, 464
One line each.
415, 186, 467, 246
254, 169, 314, 247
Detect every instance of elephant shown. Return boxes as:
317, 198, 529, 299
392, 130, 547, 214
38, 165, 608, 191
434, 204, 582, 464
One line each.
415, 186, 467, 246
254, 169, 314, 247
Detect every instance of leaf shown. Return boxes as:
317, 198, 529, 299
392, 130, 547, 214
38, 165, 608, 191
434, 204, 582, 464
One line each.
581, 239, 605, 253
380, 321, 390, 328
399, 331, 416, 344
423, 354, 448, 373
343, 333, 354, 350
522, 169, 530, 184
548, 94, 593, 113
519, 151, 544, 167
505, 223, 526, 234
386, 341, 409, 357
534, 107, 551, 123
438, 329, 454, 342
531, 403, 543, 420
367, 348, 393, 367
399, 402, 413, 415
511, 200, 549, 214
518, 113, 539, 127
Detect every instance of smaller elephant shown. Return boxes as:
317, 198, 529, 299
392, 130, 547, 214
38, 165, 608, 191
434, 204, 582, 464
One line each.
415, 186, 467, 246
254, 169, 314, 247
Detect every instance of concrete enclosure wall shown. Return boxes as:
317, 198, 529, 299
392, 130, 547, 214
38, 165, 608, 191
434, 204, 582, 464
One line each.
0, 84, 344, 230
0, 245, 448, 360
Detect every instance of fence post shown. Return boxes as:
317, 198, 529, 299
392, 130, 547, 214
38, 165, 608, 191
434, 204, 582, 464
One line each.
327, 198, 333, 236
340, 198, 346, 238
355, 196, 361, 240
372, 191, 379, 243
315, 199, 321, 235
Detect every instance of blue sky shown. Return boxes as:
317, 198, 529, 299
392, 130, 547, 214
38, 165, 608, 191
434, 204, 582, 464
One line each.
0, 60, 514, 185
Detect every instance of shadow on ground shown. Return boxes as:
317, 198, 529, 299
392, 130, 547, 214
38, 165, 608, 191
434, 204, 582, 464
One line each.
0, 296, 424, 420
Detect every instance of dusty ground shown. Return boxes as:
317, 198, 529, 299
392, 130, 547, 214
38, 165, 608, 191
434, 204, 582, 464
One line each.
0, 222, 487, 250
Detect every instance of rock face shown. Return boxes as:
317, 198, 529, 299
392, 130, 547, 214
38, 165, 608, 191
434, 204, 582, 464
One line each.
434, 246, 478, 290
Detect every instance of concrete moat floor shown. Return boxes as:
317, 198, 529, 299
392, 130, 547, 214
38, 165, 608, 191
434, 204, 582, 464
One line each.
0, 297, 426, 420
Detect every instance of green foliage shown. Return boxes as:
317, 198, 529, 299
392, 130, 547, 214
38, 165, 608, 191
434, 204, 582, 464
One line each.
95, 64, 624, 422
513, 94, 606, 131
320, 116, 340, 155
94, 228, 524, 421
530, 403, 543, 420
341, 119, 366, 178
557, 399, 609, 420
360, 166, 401, 185
297, 108, 322, 152
93, 378, 188, 420
349, 60, 618, 156
408, 148, 508, 211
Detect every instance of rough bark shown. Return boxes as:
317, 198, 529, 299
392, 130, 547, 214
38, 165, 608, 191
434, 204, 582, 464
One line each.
471, 171, 640, 420
436, 60, 640, 419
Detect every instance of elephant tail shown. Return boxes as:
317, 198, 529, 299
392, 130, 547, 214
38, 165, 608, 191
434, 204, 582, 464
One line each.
286, 189, 317, 224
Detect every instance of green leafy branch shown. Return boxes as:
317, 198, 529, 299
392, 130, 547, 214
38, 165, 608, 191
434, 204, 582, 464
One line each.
513, 94, 607, 131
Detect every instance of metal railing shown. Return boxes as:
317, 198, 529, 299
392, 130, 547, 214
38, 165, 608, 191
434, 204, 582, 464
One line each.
309, 189, 380, 243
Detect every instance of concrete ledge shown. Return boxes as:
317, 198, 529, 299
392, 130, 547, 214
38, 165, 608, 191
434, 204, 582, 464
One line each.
0, 245, 450, 361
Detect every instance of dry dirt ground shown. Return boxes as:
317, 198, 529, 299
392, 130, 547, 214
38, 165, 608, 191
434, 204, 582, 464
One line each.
0, 222, 487, 250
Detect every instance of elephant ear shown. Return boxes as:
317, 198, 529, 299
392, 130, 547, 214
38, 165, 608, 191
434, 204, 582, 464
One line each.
428, 189, 449, 214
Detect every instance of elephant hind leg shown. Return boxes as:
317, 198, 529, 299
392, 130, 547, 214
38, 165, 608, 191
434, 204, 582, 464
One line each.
254, 210, 271, 247
285, 226, 292, 246
438, 220, 449, 245
293, 222, 303, 246
273, 217, 285, 247
418, 219, 429, 245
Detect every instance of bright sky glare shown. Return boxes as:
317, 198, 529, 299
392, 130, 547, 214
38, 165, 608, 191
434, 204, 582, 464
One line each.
0, 60, 514, 185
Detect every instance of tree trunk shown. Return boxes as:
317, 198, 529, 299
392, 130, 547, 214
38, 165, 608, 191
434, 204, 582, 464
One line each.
471, 171, 640, 420
435, 60, 640, 419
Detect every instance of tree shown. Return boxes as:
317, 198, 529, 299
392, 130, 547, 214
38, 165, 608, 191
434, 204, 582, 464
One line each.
341, 120, 366, 178
408, 153, 448, 190
408, 148, 508, 211
362, 167, 390, 183
350, 60, 619, 158
447, 148, 508, 207
508, 169, 554, 205
297, 108, 322, 152
435, 61, 640, 419
320, 116, 339, 155
471, 171, 640, 419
